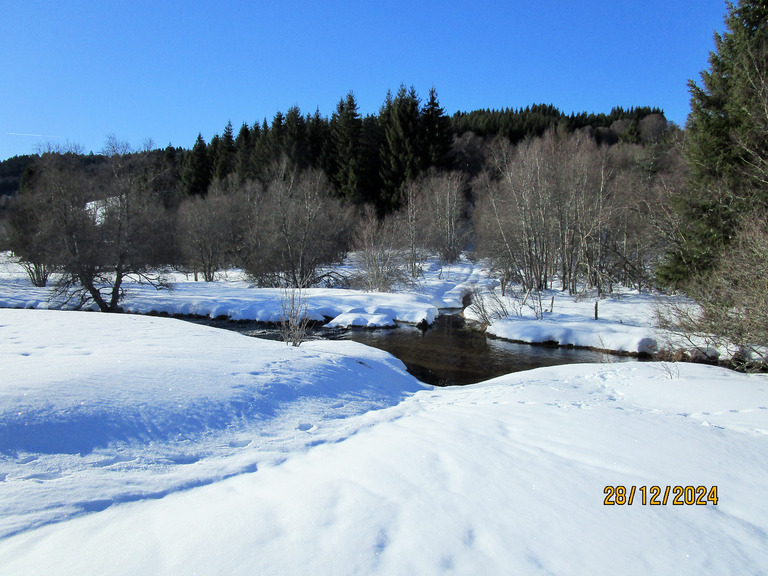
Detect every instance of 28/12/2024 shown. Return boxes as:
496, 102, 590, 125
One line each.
603, 485, 719, 506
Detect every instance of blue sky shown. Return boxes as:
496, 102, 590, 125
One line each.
1, 0, 727, 161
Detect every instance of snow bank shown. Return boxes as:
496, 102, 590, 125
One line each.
487, 318, 658, 354
0, 253, 453, 327
467, 289, 662, 355
0, 252, 678, 355
1, 309, 767, 574
0, 309, 426, 538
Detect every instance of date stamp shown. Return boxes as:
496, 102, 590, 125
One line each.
604, 485, 718, 506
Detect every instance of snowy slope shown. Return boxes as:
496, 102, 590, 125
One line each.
0, 309, 427, 539
1, 309, 767, 574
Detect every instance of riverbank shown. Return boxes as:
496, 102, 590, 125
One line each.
1, 252, 671, 357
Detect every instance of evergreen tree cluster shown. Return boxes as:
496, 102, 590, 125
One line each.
659, 0, 768, 285
451, 104, 665, 144
177, 86, 664, 213
0, 155, 36, 199
0, 86, 664, 216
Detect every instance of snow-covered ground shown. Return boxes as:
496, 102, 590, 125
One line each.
466, 288, 663, 355
0, 256, 483, 328
1, 308, 767, 574
0, 252, 668, 355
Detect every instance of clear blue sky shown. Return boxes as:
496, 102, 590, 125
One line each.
1, 0, 727, 161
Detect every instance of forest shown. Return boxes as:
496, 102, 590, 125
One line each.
0, 0, 766, 362
0, 89, 674, 295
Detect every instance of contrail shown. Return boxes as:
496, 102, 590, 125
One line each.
5, 132, 59, 138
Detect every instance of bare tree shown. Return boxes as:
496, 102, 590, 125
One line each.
7, 181, 60, 287
280, 284, 311, 346
416, 170, 468, 264
400, 180, 426, 278
241, 158, 352, 288
472, 129, 675, 297
473, 136, 559, 293
7, 144, 87, 287
12, 140, 173, 312
176, 176, 252, 281
349, 205, 410, 291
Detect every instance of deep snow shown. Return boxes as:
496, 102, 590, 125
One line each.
1, 309, 767, 574
2, 253, 767, 573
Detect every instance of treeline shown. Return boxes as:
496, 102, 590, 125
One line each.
451, 103, 666, 144
0, 84, 680, 314
2, 126, 683, 313
0, 86, 666, 209
181, 87, 666, 213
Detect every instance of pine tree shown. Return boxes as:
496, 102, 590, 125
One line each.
421, 87, 453, 168
214, 121, 235, 181
659, 0, 768, 285
379, 85, 424, 210
329, 92, 365, 203
182, 133, 212, 196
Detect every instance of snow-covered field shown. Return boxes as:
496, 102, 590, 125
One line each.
2, 253, 768, 573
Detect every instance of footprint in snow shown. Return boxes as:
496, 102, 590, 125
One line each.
23, 472, 67, 481
162, 454, 201, 465
297, 423, 314, 432
91, 455, 137, 467
228, 439, 252, 448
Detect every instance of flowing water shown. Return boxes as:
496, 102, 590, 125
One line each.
189, 314, 636, 386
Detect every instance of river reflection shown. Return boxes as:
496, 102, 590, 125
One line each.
341, 315, 635, 386
191, 314, 636, 387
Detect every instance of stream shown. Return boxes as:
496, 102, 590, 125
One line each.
188, 314, 637, 386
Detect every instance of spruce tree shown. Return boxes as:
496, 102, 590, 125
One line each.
659, 0, 768, 285
250, 120, 271, 181
307, 107, 331, 172
379, 85, 424, 210
284, 106, 309, 169
182, 133, 212, 196
214, 120, 236, 181
234, 122, 252, 179
270, 111, 287, 159
421, 87, 453, 168
329, 92, 365, 203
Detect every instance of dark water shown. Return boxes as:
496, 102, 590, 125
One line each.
341, 315, 635, 385
189, 314, 635, 386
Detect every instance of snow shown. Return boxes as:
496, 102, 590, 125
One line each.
466, 288, 664, 355
2, 253, 768, 572
0, 253, 666, 355
0, 253, 468, 329
1, 308, 768, 574
0, 309, 426, 539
